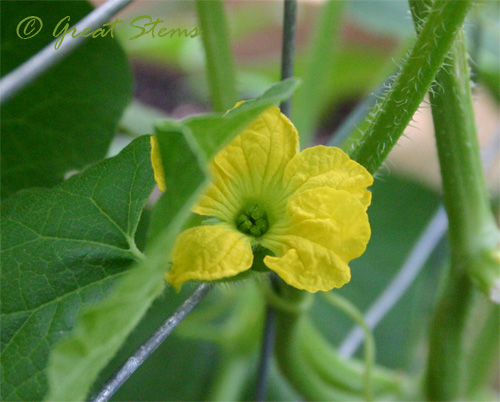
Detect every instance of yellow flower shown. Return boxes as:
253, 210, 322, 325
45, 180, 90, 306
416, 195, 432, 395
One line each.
151, 106, 373, 293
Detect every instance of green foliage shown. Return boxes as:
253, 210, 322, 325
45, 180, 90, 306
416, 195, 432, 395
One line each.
1, 1, 132, 199
2, 1, 498, 401
44, 127, 199, 402
45, 248, 166, 402
1, 136, 155, 401
147, 123, 206, 243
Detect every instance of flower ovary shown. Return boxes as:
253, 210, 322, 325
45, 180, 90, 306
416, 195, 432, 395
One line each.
236, 204, 269, 238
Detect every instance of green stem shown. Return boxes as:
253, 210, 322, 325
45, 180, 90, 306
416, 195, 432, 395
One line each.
207, 354, 251, 401
274, 307, 360, 400
348, 0, 473, 174
409, 0, 499, 300
466, 303, 500, 397
321, 292, 375, 402
425, 267, 475, 400
195, 0, 238, 112
298, 319, 403, 397
433, 37, 500, 299
408, 1, 500, 399
269, 286, 404, 400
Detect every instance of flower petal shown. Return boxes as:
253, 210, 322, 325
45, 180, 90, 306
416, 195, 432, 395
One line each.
264, 241, 351, 292
194, 106, 299, 221
150, 136, 167, 192
262, 188, 371, 292
285, 146, 373, 209
167, 224, 253, 290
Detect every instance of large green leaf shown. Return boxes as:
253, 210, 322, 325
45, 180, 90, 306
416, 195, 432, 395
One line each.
46, 126, 202, 402
46, 79, 300, 401
1, 0, 132, 199
1, 136, 154, 401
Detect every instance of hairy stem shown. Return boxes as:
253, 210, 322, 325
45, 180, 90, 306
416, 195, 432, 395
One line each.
348, 0, 473, 174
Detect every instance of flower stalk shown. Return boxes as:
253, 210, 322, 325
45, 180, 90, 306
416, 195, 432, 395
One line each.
270, 283, 405, 400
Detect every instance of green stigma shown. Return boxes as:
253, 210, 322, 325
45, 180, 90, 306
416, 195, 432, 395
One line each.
235, 204, 269, 238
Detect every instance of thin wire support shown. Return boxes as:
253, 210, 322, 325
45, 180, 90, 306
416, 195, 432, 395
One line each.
255, 1, 297, 400
279, 0, 298, 118
255, 303, 277, 402
89, 284, 211, 402
338, 206, 448, 358
0, 0, 133, 106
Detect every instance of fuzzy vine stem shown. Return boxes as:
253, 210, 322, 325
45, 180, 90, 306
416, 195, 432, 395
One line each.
348, 0, 473, 174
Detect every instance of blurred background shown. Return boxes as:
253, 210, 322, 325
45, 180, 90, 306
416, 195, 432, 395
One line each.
89, 1, 499, 400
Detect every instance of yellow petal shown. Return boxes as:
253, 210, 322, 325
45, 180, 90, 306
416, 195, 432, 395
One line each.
194, 106, 299, 221
285, 146, 373, 209
262, 188, 371, 292
167, 224, 253, 290
264, 241, 351, 292
150, 136, 167, 192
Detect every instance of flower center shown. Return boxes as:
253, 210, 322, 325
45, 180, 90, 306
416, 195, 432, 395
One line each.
235, 204, 269, 238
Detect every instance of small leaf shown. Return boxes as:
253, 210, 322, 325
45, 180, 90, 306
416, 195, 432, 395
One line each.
1, 0, 132, 199
147, 123, 206, 242
157, 77, 301, 161
1, 136, 154, 401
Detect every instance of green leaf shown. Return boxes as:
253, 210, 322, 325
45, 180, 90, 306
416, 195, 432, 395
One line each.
147, 123, 206, 242
1, 136, 154, 401
45, 127, 205, 402
1, 0, 132, 199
